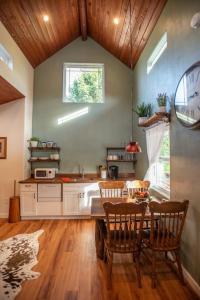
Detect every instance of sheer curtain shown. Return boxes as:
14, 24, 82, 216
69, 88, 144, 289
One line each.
144, 123, 166, 184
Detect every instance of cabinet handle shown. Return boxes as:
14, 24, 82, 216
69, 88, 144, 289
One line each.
25, 184, 31, 187
34, 193, 36, 199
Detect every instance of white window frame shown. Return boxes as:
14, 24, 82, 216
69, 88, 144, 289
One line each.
147, 32, 167, 74
63, 63, 105, 103
0, 44, 13, 70
151, 125, 170, 198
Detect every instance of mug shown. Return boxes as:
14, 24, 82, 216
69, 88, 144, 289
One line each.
53, 154, 59, 160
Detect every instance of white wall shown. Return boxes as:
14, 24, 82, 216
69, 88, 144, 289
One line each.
33, 38, 133, 173
0, 21, 34, 217
0, 100, 25, 217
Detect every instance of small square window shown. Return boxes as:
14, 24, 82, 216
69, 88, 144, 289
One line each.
0, 44, 13, 70
63, 63, 104, 103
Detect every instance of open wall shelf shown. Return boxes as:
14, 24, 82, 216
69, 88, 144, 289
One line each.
106, 147, 137, 170
138, 112, 170, 128
28, 146, 61, 171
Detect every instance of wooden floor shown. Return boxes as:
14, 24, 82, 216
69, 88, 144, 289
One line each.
0, 219, 198, 300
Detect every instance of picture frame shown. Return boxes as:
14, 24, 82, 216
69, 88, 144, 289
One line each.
0, 137, 7, 159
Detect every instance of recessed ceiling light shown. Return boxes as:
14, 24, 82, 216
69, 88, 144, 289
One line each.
43, 15, 49, 22
113, 18, 120, 25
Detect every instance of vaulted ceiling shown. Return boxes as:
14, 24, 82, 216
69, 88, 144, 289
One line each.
0, 0, 167, 68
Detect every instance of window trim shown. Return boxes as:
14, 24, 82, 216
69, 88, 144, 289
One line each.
151, 185, 170, 200
62, 62, 105, 103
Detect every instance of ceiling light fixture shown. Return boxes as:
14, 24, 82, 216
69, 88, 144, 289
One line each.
113, 18, 120, 25
125, 0, 142, 153
43, 15, 49, 22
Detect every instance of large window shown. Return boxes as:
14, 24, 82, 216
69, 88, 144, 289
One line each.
63, 63, 104, 103
147, 32, 167, 74
151, 126, 170, 195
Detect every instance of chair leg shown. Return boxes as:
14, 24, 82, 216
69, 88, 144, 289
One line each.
103, 246, 107, 262
174, 250, 185, 285
151, 251, 157, 288
133, 252, 142, 288
107, 251, 113, 289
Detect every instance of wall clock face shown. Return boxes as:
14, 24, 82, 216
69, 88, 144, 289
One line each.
174, 62, 200, 129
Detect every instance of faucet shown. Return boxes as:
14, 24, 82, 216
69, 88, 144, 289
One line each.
81, 167, 85, 179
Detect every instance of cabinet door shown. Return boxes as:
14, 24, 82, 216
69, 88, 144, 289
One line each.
20, 191, 37, 216
79, 192, 91, 215
63, 191, 79, 215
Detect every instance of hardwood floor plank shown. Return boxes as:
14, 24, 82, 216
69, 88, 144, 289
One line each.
0, 219, 198, 300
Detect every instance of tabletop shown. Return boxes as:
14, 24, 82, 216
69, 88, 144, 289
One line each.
91, 197, 151, 219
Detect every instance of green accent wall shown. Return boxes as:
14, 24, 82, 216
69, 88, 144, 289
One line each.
33, 38, 133, 173
132, 0, 200, 284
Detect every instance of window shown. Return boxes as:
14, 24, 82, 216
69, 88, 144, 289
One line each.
151, 126, 170, 195
63, 63, 104, 103
0, 44, 13, 70
147, 32, 167, 74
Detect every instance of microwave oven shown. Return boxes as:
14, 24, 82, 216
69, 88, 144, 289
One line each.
34, 168, 56, 179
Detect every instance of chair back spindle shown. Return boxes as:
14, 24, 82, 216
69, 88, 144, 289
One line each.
103, 202, 147, 253
99, 181, 125, 198
149, 200, 189, 251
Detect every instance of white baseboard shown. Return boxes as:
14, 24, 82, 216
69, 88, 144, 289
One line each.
182, 265, 200, 298
21, 216, 91, 220
168, 252, 200, 297
0, 214, 8, 218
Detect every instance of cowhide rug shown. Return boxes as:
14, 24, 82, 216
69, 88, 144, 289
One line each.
0, 229, 44, 300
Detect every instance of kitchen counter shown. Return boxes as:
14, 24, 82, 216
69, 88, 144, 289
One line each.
19, 174, 135, 184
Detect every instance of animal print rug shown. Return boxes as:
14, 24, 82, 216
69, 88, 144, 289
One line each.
0, 229, 44, 300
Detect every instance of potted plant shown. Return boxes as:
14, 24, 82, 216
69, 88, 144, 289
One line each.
157, 93, 167, 112
133, 102, 152, 125
28, 137, 40, 148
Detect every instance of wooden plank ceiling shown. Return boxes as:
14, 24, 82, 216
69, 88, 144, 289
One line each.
0, 76, 24, 105
0, 0, 167, 68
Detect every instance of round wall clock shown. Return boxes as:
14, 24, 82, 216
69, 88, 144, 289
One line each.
174, 61, 200, 129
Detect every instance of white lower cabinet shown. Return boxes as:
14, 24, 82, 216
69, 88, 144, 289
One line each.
20, 182, 96, 218
63, 191, 79, 215
63, 183, 93, 217
20, 184, 37, 217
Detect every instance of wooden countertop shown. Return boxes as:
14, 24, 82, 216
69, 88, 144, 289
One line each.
19, 175, 135, 184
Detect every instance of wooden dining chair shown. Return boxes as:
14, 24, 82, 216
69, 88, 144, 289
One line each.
103, 201, 147, 288
127, 180, 150, 199
148, 200, 189, 288
98, 181, 125, 198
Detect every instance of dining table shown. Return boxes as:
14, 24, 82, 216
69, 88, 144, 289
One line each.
91, 197, 153, 260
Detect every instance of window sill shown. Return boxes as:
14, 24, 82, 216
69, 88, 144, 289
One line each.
150, 186, 170, 200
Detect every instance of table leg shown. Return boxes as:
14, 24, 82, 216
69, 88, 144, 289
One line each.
95, 219, 106, 260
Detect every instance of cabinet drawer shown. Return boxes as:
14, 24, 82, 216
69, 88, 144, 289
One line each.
63, 183, 91, 191
37, 202, 62, 216
38, 184, 61, 197
38, 197, 61, 202
20, 184, 37, 192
